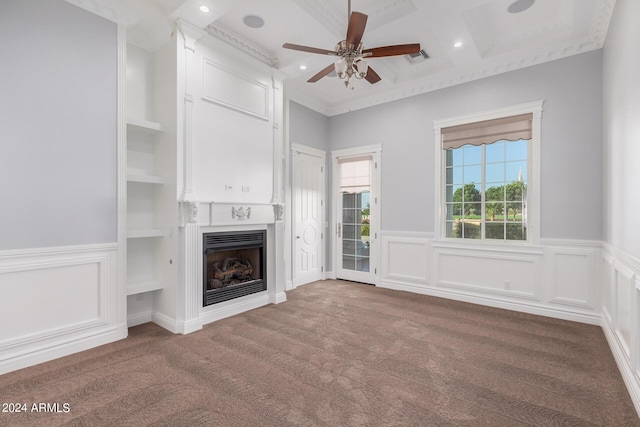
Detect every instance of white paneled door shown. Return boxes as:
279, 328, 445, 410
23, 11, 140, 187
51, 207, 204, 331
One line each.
293, 150, 325, 286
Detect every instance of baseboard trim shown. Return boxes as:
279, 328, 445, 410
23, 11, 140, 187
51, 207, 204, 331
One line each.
151, 312, 181, 334
0, 323, 127, 375
269, 291, 287, 304
379, 280, 601, 325
602, 319, 640, 416
127, 311, 152, 328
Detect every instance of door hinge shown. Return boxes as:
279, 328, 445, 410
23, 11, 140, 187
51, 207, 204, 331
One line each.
375, 162, 378, 169
375, 197, 378, 204
321, 166, 324, 173
321, 200, 323, 206
375, 232, 377, 239
375, 268, 377, 274
321, 266, 324, 272
321, 233, 324, 239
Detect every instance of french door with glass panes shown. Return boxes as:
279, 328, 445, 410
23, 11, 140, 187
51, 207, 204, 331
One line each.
334, 149, 379, 285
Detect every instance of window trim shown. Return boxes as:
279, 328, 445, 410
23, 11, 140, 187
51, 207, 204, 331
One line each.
433, 101, 544, 245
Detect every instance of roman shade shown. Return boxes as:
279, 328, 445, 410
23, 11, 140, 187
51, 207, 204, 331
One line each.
441, 113, 533, 150
339, 155, 372, 194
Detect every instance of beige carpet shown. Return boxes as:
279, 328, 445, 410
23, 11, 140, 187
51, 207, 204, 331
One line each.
1, 280, 638, 426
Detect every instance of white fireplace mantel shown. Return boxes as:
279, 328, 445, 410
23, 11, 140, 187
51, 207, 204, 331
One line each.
179, 201, 285, 228
172, 200, 287, 335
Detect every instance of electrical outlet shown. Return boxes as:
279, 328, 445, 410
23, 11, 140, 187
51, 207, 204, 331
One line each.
242, 186, 250, 192
504, 280, 511, 290
225, 184, 233, 191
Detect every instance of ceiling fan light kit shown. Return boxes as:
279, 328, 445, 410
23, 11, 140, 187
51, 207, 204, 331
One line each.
282, 1, 420, 89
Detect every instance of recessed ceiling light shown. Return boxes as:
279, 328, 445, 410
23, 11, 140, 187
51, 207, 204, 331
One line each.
199, 5, 210, 13
453, 41, 463, 48
243, 15, 264, 29
508, 0, 535, 14
299, 65, 307, 70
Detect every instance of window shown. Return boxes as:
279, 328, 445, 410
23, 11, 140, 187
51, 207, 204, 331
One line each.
434, 102, 543, 244
444, 139, 528, 240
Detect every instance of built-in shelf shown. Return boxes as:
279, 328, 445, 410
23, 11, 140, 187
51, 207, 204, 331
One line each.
127, 117, 163, 134
127, 229, 166, 239
127, 280, 163, 296
127, 174, 165, 184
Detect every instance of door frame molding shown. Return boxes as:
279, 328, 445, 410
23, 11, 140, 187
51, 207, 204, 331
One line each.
331, 144, 382, 286
291, 143, 327, 288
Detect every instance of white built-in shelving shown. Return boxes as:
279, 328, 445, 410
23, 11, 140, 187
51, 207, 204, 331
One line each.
126, 117, 165, 296
126, 228, 166, 239
127, 174, 165, 184
126, 280, 163, 296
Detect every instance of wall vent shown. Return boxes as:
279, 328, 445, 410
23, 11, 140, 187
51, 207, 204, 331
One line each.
405, 49, 430, 65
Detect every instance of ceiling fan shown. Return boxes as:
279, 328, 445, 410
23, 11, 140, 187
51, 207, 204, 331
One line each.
282, 0, 420, 88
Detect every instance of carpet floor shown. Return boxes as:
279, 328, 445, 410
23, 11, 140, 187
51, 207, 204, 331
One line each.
1, 280, 638, 426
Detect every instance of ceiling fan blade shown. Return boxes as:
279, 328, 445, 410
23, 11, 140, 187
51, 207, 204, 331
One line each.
282, 43, 337, 56
364, 66, 381, 84
363, 43, 421, 58
307, 63, 335, 83
345, 11, 368, 48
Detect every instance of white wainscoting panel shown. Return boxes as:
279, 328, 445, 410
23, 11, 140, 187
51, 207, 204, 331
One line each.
616, 263, 635, 359
379, 232, 600, 324
0, 244, 125, 375
601, 244, 640, 415
602, 252, 615, 324
381, 233, 430, 286
1, 261, 103, 341
544, 243, 599, 311
436, 248, 540, 300
202, 58, 269, 120
635, 277, 640, 378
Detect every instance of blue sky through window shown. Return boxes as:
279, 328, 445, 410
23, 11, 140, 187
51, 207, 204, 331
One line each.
448, 139, 528, 189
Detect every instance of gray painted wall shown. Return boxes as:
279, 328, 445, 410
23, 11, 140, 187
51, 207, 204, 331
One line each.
289, 101, 330, 151
0, 0, 117, 250
328, 50, 603, 240
603, 0, 640, 259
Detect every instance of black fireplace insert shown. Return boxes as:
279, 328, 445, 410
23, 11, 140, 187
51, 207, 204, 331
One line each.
202, 230, 266, 306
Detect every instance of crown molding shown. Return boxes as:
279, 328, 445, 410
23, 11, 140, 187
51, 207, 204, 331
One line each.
205, 23, 279, 68
290, 31, 606, 117
286, 0, 617, 117
592, 0, 617, 46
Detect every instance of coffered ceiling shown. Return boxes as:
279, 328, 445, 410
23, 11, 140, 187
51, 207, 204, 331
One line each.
67, 0, 616, 116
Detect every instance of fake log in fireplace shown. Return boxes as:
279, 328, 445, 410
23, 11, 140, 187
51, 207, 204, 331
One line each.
203, 230, 266, 306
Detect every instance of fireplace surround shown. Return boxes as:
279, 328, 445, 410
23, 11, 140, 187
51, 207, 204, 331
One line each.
202, 230, 266, 306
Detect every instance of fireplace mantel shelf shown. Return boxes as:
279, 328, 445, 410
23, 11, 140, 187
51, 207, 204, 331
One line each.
181, 201, 284, 228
